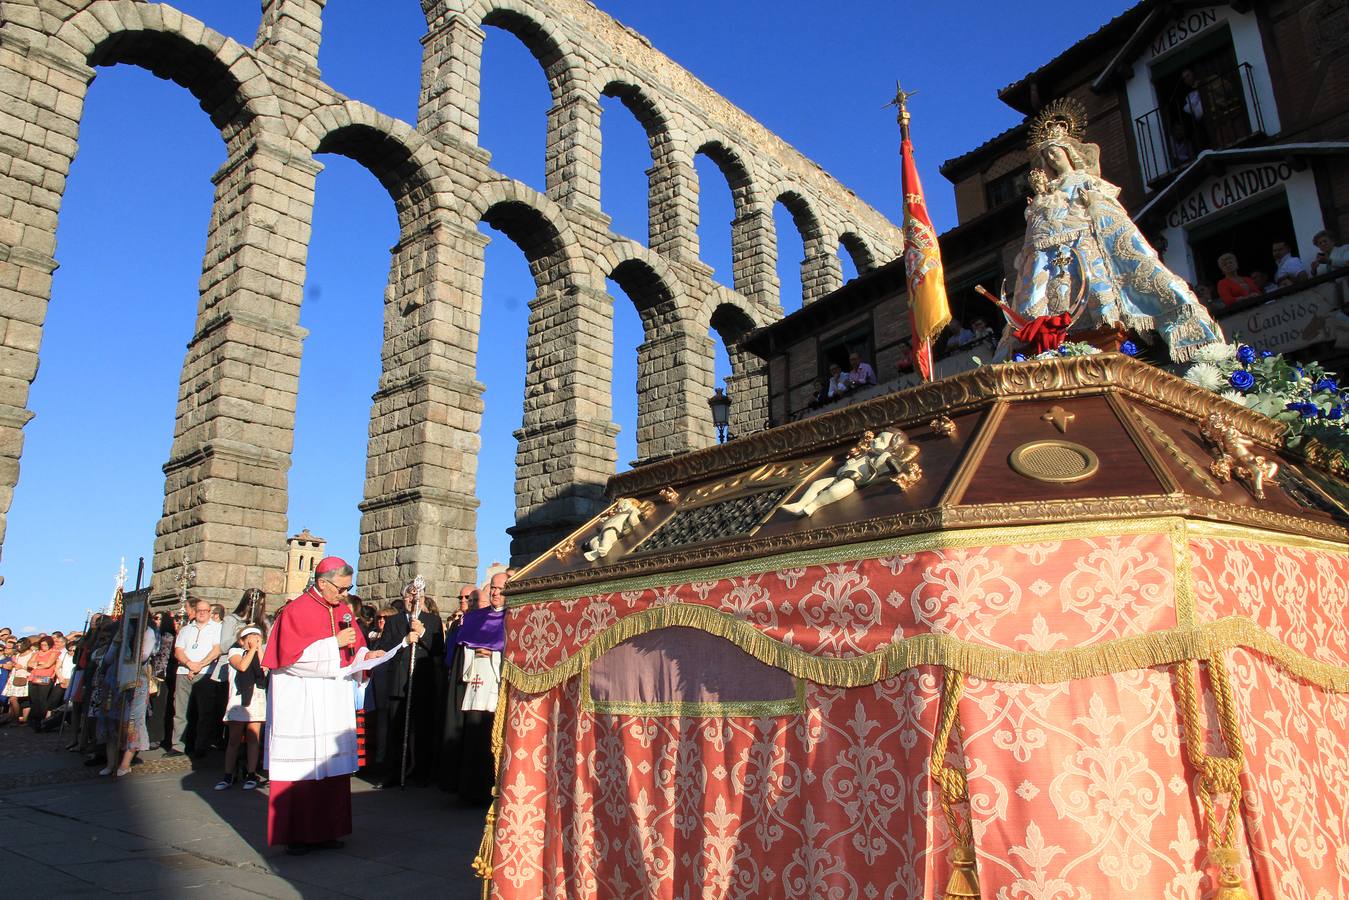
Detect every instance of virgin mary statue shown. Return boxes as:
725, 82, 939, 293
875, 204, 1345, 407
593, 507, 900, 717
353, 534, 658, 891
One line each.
1001, 98, 1223, 362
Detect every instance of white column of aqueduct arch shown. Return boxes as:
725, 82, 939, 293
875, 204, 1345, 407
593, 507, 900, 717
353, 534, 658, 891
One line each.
0, 0, 902, 605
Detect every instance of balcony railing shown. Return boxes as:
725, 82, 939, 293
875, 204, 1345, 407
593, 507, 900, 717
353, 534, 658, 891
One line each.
1134, 62, 1265, 185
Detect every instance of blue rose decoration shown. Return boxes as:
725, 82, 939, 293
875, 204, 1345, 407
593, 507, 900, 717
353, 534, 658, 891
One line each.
1057, 346, 1071, 356
1120, 340, 1138, 357
1229, 370, 1255, 391
1236, 345, 1256, 364
1315, 378, 1339, 393
1012, 353, 1027, 362
1331, 405, 1344, 421
1259, 350, 1274, 359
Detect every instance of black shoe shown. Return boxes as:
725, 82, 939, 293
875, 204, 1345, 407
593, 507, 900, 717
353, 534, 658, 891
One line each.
313, 839, 344, 851
83, 754, 107, 767
163, 749, 185, 758
191, 749, 209, 760
286, 843, 310, 856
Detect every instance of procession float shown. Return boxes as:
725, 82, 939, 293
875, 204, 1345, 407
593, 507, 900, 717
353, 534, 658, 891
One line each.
474, 98, 1349, 898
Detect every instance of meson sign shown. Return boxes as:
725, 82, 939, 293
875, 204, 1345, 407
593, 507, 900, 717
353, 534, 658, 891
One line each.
1150, 8, 1220, 57
1165, 162, 1294, 228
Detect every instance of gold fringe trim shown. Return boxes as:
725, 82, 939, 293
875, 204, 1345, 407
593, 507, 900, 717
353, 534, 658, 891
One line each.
472, 680, 510, 898
504, 606, 1349, 694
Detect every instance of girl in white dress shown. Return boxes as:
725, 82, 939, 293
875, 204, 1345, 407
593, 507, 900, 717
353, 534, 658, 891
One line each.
216, 626, 268, 791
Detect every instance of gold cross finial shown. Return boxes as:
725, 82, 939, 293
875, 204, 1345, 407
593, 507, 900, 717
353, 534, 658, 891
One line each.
887, 81, 916, 126
1042, 405, 1076, 434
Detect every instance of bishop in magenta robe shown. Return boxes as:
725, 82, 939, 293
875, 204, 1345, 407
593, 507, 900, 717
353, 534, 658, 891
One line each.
262, 557, 402, 853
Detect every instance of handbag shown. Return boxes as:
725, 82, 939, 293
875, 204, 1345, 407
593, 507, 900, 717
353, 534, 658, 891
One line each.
11, 674, 26, 688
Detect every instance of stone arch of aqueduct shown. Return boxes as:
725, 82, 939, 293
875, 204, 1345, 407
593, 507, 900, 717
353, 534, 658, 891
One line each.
0, 0, 903, 604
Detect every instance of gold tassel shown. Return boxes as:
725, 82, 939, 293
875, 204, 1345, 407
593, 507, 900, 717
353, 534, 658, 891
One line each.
944, 844, 980, 899
1213, 869, 1251, 900
472, 680, 511, 899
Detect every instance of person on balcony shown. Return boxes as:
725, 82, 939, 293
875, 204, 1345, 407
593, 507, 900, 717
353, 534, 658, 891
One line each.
1310, 230, 1349, 277
826, 363, 851, 398
970, 318, 995, 345
1216, 253, 1262, 307
944, 319, 974, 353
1272, 240, 1309, 288
1176, 69, 1211, 152
847, 351, 877, 387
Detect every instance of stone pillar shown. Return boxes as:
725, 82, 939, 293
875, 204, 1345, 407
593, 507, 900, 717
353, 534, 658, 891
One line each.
634, 328, 715, 461
545, 94, 602, 212
725, 357, 769, 439
509, 284, 618, 563
801, 248, 843, 305
418, 12, 485, 147
647, 153, 699, 261
255, 0, 327, 72
0, 34, 94, 564
731, 208, 779, 309
153, 134, 321, 607
358, 218, 485, 604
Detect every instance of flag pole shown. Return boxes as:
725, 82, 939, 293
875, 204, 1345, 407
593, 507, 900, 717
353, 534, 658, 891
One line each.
890, 81, 951, 382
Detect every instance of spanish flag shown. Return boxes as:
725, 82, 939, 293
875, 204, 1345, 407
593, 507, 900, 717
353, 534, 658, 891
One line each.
898, 97, 950, 381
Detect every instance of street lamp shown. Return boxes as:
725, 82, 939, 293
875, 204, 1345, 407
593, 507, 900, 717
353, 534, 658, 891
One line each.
708, 387, 731, 444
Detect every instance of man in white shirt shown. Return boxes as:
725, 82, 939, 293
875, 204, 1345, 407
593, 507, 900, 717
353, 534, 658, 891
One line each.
1272, 240, 1309, 287
167, 599, 223, 758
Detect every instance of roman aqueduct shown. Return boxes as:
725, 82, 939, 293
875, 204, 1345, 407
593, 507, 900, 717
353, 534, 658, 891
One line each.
0, 0, 903, 604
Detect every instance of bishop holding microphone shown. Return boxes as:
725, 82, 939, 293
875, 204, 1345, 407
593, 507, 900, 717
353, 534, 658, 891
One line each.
262, 556, 423, 854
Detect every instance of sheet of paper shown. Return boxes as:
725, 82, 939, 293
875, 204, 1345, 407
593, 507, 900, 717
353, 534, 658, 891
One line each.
338, 646, 401, 678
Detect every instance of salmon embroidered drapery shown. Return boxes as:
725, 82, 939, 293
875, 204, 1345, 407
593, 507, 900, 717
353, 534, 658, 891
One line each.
487, 519, 1349, 897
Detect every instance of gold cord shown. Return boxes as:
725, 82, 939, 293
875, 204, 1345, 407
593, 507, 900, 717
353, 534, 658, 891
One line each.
472, 679, 511, 898
1174, 656, 1251, 897
931, 668, 980, 899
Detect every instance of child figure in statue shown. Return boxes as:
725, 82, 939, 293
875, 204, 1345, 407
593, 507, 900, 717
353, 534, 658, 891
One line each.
780, 429, 919, 518
998, 98, 1224, 362
582, 498, 653, 562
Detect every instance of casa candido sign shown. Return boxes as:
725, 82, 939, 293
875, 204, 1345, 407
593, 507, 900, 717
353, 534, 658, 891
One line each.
1165, 161, 1295, 229
1217, 286, 1340, 355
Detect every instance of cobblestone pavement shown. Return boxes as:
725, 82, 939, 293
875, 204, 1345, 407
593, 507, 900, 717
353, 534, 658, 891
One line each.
0, 724, 487, 898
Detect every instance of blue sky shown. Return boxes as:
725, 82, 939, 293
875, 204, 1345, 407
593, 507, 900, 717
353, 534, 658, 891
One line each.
0, 0, 1132, 632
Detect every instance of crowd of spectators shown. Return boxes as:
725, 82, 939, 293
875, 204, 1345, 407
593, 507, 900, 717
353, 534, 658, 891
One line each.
1202, 231, 1349, 311
807, 350, 879, 411
0, 567, 509, 803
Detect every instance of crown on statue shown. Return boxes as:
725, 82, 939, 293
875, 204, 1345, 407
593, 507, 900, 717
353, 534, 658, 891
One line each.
1028, 97, 1087, 149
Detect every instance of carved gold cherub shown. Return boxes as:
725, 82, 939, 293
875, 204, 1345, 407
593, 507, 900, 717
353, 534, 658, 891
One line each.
582, 497, 655, 562
780, 427, 921, 518
1200, 413, 1278, 500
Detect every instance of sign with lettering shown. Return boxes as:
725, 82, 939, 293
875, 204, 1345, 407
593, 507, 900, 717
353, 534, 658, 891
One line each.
1217, 286, 1340, 355
1165, 162, 1294, 229
1149, 7, 1221, 58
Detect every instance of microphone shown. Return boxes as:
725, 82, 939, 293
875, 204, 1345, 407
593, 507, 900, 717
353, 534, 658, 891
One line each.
339, 612, 355, 661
